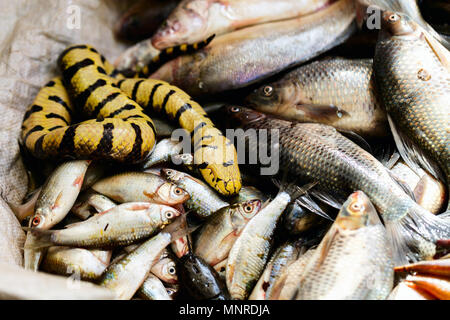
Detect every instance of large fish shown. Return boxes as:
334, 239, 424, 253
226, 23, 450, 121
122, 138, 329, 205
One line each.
245, 58, 388, 138
150, 0, 356, 96
294, 191, 394, 300
373, 11, 450, 195
223, 106, 450, 265
151, 0, 331, 49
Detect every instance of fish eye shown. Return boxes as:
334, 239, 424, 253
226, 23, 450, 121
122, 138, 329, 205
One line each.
166, 170, 173, 175
168, 266, 176, 275
244, 205, 253, 213
31, 216, 41, 227
263, 85, 273, 97
351, 202, 363, 212
230, 106, 240, 113
174, 187, 183, 195
388, 14, 399, 23
166, 211, 174, 219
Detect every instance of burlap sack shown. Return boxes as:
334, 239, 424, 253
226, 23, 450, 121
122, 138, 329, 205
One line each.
0, 0, 133, 266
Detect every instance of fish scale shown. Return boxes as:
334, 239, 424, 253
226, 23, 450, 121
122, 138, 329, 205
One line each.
225, 106, 450, 265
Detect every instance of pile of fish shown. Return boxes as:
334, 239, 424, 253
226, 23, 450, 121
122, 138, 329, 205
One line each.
8, 0, 450, 300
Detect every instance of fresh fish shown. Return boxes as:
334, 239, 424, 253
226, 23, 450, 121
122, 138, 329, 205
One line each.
269, 247, 316, 300
224, 106, 450, 265
30, 160, 90, 229
91, 172, 189, 206
152, 0, 331, 49
294, 191, 394, 300
161, 168, 229, 218
395, 259, 450, 277
40, 246, 110, 280
25, 202, 182, 249
388, 281, 437, 300
151, 251, 178, 284
404, 274, 450, 300
99, 216, 191, 299
143, 138, 183, 169
25, 160, 90, 271
115, 0, 179, 42
249, 242, 299, 300
373, 11, 450, 190
151, 0, 356, 96
226, 185, 310, 300
177, 250, 229, 300
245, 58, 388, 137
138, 273, 172, 300
194, 199, 262, 266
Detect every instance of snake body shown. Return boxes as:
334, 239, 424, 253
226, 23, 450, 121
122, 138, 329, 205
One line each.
21, 43, 241, 196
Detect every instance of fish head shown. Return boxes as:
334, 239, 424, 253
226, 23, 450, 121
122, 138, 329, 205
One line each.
151, 0, 210, 49
336, 191, 379, 230
159, 205, 183, 225
379, 11, 418, 39
157, 182, 190, 205
245, 81, 295, 114
161, 168, 185, 182
29, 208, 50, 229
222, 105, 266, 127
154, 258, 178, 284
235, 199, 262, 220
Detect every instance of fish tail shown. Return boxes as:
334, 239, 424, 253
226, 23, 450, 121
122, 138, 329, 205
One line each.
22, 228, 56, 249
385, 204, 450, 265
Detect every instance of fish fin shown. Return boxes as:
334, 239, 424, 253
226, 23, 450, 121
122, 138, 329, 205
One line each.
389, 171, 416, 202
309, 189, 345, 210
337, 129, 372, 154
385, 204, 450, 266
295, 195, 334, 221
271, 176, 318, 201
387, 115, 444, 183
22, 228, 55, 249
422, 28, 450, 71
295, 103, 350, 122
372, 142, 400, 170
163, 215, 200, 242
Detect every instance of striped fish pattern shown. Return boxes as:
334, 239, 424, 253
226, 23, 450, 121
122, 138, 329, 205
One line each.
21, 43, 241, 196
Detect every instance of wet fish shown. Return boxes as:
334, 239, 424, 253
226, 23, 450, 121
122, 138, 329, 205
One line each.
91, 171, 189, 206
26, 202, 182, 249
373, 11, 450, 190
151, 0, 356, 96
152, 0, 331, 49
224, 106, 450, 265
245, 58, 388, 137
143, 138, 183, 169
225, 185, 309, 300
71, 191, 116, 220
138, 273, 172, 300
161, 168, 229, 218
30, 160, 90, 229
294, 191, 394, 300
40, 246, 110, 280
151, 251, 178, 284
177, 251, 229, 300
249, 242, 299, 300
115, 0, 179, 42
194, 199, 262, 266
99, 216, 190, 299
